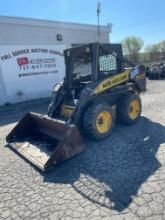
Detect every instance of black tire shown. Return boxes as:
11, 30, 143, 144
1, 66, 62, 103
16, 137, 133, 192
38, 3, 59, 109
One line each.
83, 103, 115, 140
117, 93, 141, 125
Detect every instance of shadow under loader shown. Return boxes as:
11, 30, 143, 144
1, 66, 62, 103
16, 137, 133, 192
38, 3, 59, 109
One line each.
43, 117, 165, 212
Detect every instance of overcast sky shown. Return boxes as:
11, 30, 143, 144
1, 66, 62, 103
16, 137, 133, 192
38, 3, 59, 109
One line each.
0, 0, 164, 48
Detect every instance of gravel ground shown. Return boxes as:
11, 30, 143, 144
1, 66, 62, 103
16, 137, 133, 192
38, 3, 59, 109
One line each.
0, 80, 165, 220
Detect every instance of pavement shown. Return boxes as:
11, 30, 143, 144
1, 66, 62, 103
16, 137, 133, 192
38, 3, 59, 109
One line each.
0, 80, 165, 220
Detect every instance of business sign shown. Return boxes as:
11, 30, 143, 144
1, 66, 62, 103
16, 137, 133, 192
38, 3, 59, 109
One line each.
0, 45, 65, 96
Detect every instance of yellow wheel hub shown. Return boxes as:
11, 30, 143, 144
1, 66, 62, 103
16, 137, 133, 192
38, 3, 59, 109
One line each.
96, 111, 112, 134
129, 100, 140, 119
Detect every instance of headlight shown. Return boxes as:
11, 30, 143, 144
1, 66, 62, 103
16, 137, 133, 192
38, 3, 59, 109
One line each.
52, 82, 63, 92
130, 67, 139, 79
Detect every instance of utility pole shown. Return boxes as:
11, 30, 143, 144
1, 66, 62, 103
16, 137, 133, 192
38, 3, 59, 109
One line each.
97, 2, 101, 43
95, 2, 101, 81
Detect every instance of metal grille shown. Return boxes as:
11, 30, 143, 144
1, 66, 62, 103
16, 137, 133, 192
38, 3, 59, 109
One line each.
99, 54, 117, 72
73, 62, 92, 79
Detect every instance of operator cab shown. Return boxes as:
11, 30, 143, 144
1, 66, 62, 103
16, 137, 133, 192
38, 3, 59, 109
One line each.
64, 43, 124, 100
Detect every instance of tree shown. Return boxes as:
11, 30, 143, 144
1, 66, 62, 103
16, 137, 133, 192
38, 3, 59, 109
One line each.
122, 36, 144, 63
138, 52, 150, 62
145, 44, 161, 61
159, 41, 165, 60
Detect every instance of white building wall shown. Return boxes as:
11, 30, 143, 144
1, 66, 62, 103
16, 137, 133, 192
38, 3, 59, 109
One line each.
0, 23, 109, 46
0, 65, 7, 105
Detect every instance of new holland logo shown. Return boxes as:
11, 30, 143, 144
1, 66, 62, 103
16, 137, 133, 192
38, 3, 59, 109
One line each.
93, 71, 129, 94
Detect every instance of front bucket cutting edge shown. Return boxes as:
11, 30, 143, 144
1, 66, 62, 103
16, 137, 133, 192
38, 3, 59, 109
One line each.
6, 112, 84, 171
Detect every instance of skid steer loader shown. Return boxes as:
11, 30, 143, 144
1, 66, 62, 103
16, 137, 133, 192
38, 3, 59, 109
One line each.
6, 43, 146, 171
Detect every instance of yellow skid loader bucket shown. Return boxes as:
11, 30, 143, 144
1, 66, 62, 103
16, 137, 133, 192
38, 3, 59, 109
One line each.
6, 112, 84, 172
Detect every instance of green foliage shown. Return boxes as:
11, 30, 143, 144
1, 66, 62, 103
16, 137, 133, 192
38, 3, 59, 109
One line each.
138, 52, 150, 61
145, 40, 165, 61
122, 36, 144, 63
159, 41, 165, 59
121, 36, 165, 63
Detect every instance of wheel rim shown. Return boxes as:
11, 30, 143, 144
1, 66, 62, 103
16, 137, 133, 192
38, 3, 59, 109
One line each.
96, 111, 112, 134
129, 100, 140, 119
